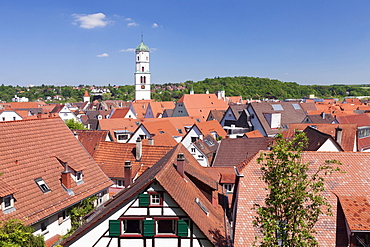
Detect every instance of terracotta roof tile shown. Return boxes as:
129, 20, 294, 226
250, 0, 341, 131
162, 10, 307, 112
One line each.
0, 118, 113, 225
245, 130, 264, 138
338, 195, 370, 231
109, 108, 131, 118
195, 120, 227, 138
146, 101, 175, 118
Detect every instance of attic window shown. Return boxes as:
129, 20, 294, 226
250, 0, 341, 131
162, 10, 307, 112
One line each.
159, 131, 164, 134
292, 104, 301, 110
177, 129, 183, 134
272, 104, 283, 111
196, 118, 201, 122
204, 139, 214, 146
35, 178, 51, 193
1, 195, 15, 213
135, 121, 140, 126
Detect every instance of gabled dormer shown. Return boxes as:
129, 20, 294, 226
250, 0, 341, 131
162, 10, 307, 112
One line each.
0, 179, 17, 215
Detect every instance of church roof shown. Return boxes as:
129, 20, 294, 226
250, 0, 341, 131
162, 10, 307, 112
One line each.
135, 42, 149, 52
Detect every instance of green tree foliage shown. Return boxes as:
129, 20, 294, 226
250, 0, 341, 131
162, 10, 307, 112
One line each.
253, 132, 342, 246
64, 119, 86, 130
0, 219, 45, 247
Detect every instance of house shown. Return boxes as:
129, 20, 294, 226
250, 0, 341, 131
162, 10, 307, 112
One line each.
0, 118, 113, 243
286, 123, 357, 152
302, 112, 335, 124
232, 151, 370, 246
220, 104, 248, 127
181, 120, 227, 149
336, 114, 370, 151
50, 104, 79, 122
0, 110, 23, 121
299, 126, 343, 151
144, 101, 175, 118
189, 135, 219, 167
206, 109, 226, 123
109, 108, 137, 119
172, 94, 228, 119
247, 101, 307, 137
212, 137, 273, 167
62, 144, 228, 247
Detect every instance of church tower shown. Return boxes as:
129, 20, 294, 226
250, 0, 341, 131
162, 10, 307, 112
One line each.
134, 37, 151, 101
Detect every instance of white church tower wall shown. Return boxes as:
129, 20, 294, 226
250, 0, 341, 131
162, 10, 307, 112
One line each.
134, 38, 151, 101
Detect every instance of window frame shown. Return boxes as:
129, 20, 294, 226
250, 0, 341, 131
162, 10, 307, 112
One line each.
120, 217, 145, 236
35, 178, 51, 193
153, 217, 179, 236
2, 195, 14, 210
148, 192, 163, 207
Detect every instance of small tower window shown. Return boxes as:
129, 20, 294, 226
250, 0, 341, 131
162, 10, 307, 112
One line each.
137, 56, 140, 61
142, 67, 144, 72
143, 76, 146, 84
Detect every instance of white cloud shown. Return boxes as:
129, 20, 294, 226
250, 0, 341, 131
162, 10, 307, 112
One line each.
152, 23, 159, 28
72, 13, 110, 29
125, 17, 139, 27
119, 48, 135, 52
97, 53, 109, 57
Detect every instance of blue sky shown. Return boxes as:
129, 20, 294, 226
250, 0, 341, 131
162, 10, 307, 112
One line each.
1, 0, 370, 86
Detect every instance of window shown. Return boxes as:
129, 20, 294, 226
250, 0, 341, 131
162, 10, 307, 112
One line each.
359, 127, 370, 138
41, 220, 48, 232
13, 117, 16, 121
123, 219, 142, 234
191, 148, 196, 153
116, 179, 124, 187
35, 178, 51, 193
272, 104, 284, 111
2, 117, 5, 121
292, 103, 301, 110
223, 184, 234, 194
2, 195, 13, 210
76, 171, 83, 182
159, 131, 164, 134
142, 66, 144, 72
150, 194, 161, 205
157, 219, 176, 234
117, 134, 129, 141
58, 210, 70, 224
191, 137, 199, 143
139, 135, 146, 140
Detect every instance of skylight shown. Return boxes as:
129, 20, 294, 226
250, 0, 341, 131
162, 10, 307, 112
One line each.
292, 104, 301, 110
35, 178, 51, 193
272, 104, 284, 111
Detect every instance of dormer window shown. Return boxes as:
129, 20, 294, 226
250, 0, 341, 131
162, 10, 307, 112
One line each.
35, 178, 51, 193
1, 195, 14, 212
75, 171, 83, 184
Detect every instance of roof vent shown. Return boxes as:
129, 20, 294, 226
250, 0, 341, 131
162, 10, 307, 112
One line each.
195, 198, 209, 216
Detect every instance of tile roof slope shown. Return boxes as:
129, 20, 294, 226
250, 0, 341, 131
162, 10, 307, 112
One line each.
109, 108, 130, 118
250, 102, 307, 136
229, 104, 248, 120
213, 137, 274, 167
336, 113, 370, 127
0, 118, 113, 225
141, 132, 178, 146
63, 143, 226, 246
208, 109, 226, 122
286, 123, 357, 151
203, 166, 236, 184
147, 101, 175, 118
178, 94, 229, 119
131, 101, 152, 118
98, 118, 142, 141
234, 151, 370, 246
142, 119, 183, 137
245, 130, 264, 138
300, 102, 317, 113
193, 135, 219, 159
73, 130, 109, 156
195, 120, 227, 138
337, 195, 370, 231
93, 141, 174, 178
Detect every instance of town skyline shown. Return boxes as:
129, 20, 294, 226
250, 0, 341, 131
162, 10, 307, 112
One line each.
2, 1, 370, 86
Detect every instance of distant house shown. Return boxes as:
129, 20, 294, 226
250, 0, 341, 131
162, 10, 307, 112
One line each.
62, 144, 228, 247
220, 104, 248, 127
0, 110, 23, 121
0, 118, 113, 244
144, 101, 175, 118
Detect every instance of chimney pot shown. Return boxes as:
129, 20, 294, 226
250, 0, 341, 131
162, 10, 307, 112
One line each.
61, 162, 72, 189
177, 153, 185, 178
124, 161, 132, 187
136, 137, 142, 160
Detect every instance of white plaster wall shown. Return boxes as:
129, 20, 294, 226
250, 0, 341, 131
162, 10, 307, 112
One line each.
155, 238, 178, 247
33, 212, 71, 241
247, 107, 267, 136
0, 111, 22, 121
317, 139, 341, 152
128, 127, 150, 143
69, 199, 133, 247
181, 127, 202, 149
220, 108, 235, 126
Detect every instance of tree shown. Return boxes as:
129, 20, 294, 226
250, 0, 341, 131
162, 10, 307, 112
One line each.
64, 119, 87, 130
0, 219, 45, 247
253, 132, 342, 246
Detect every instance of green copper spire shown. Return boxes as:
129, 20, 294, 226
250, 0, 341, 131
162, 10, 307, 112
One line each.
135, 35, 149, 52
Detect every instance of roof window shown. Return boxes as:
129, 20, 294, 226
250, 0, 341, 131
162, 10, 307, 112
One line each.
272, 104, 284, 111
292, 104, 301, 110
35, 178, 51, 193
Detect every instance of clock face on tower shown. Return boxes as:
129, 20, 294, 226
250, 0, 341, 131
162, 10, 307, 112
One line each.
141, 85, 145, 89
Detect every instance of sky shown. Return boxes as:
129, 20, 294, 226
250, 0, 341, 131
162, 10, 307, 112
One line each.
1, 0, 370, 87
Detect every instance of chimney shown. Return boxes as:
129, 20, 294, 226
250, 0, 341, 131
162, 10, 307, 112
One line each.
321, 112, 325, 119
177, 153, 185, 178
335, 126, 343, 145
136, 137, 142, 160
61, 162, 72, 189
124, 161, 132, 187
148, 137, 154, 145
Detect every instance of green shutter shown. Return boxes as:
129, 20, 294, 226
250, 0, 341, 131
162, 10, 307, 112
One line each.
109, 220, 120, 236
139, 193, 150, 207
177, 220, 188, 237
143, 220, 155, 236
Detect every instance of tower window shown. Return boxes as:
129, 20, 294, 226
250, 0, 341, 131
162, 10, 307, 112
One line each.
142, 67, 144, 72
143, 76, 146, 83
137, 56, 139, 61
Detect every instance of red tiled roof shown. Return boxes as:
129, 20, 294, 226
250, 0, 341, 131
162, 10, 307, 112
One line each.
73, 129, 110, 156
142, 132, 178, 146
93, 141, 174, 178
178, 94, 228, 119
195, 120, 227, 138
234, 152, 370, 246
147, 101, 175, 118
245, 130, 264, 138
110, 108, 131, 118
338, 195, 370, 231
0, 118, 113, 225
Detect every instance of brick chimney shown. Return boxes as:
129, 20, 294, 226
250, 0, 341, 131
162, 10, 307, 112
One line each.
136, 137, 142, 160
124, 161, 132, 188
148, 137, 154, 145
177, 153, 185, 178
61, 162, 72, 189
335, 126, 343, 146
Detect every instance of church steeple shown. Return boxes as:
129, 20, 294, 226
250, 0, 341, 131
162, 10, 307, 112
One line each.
134, 37, 151, 101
